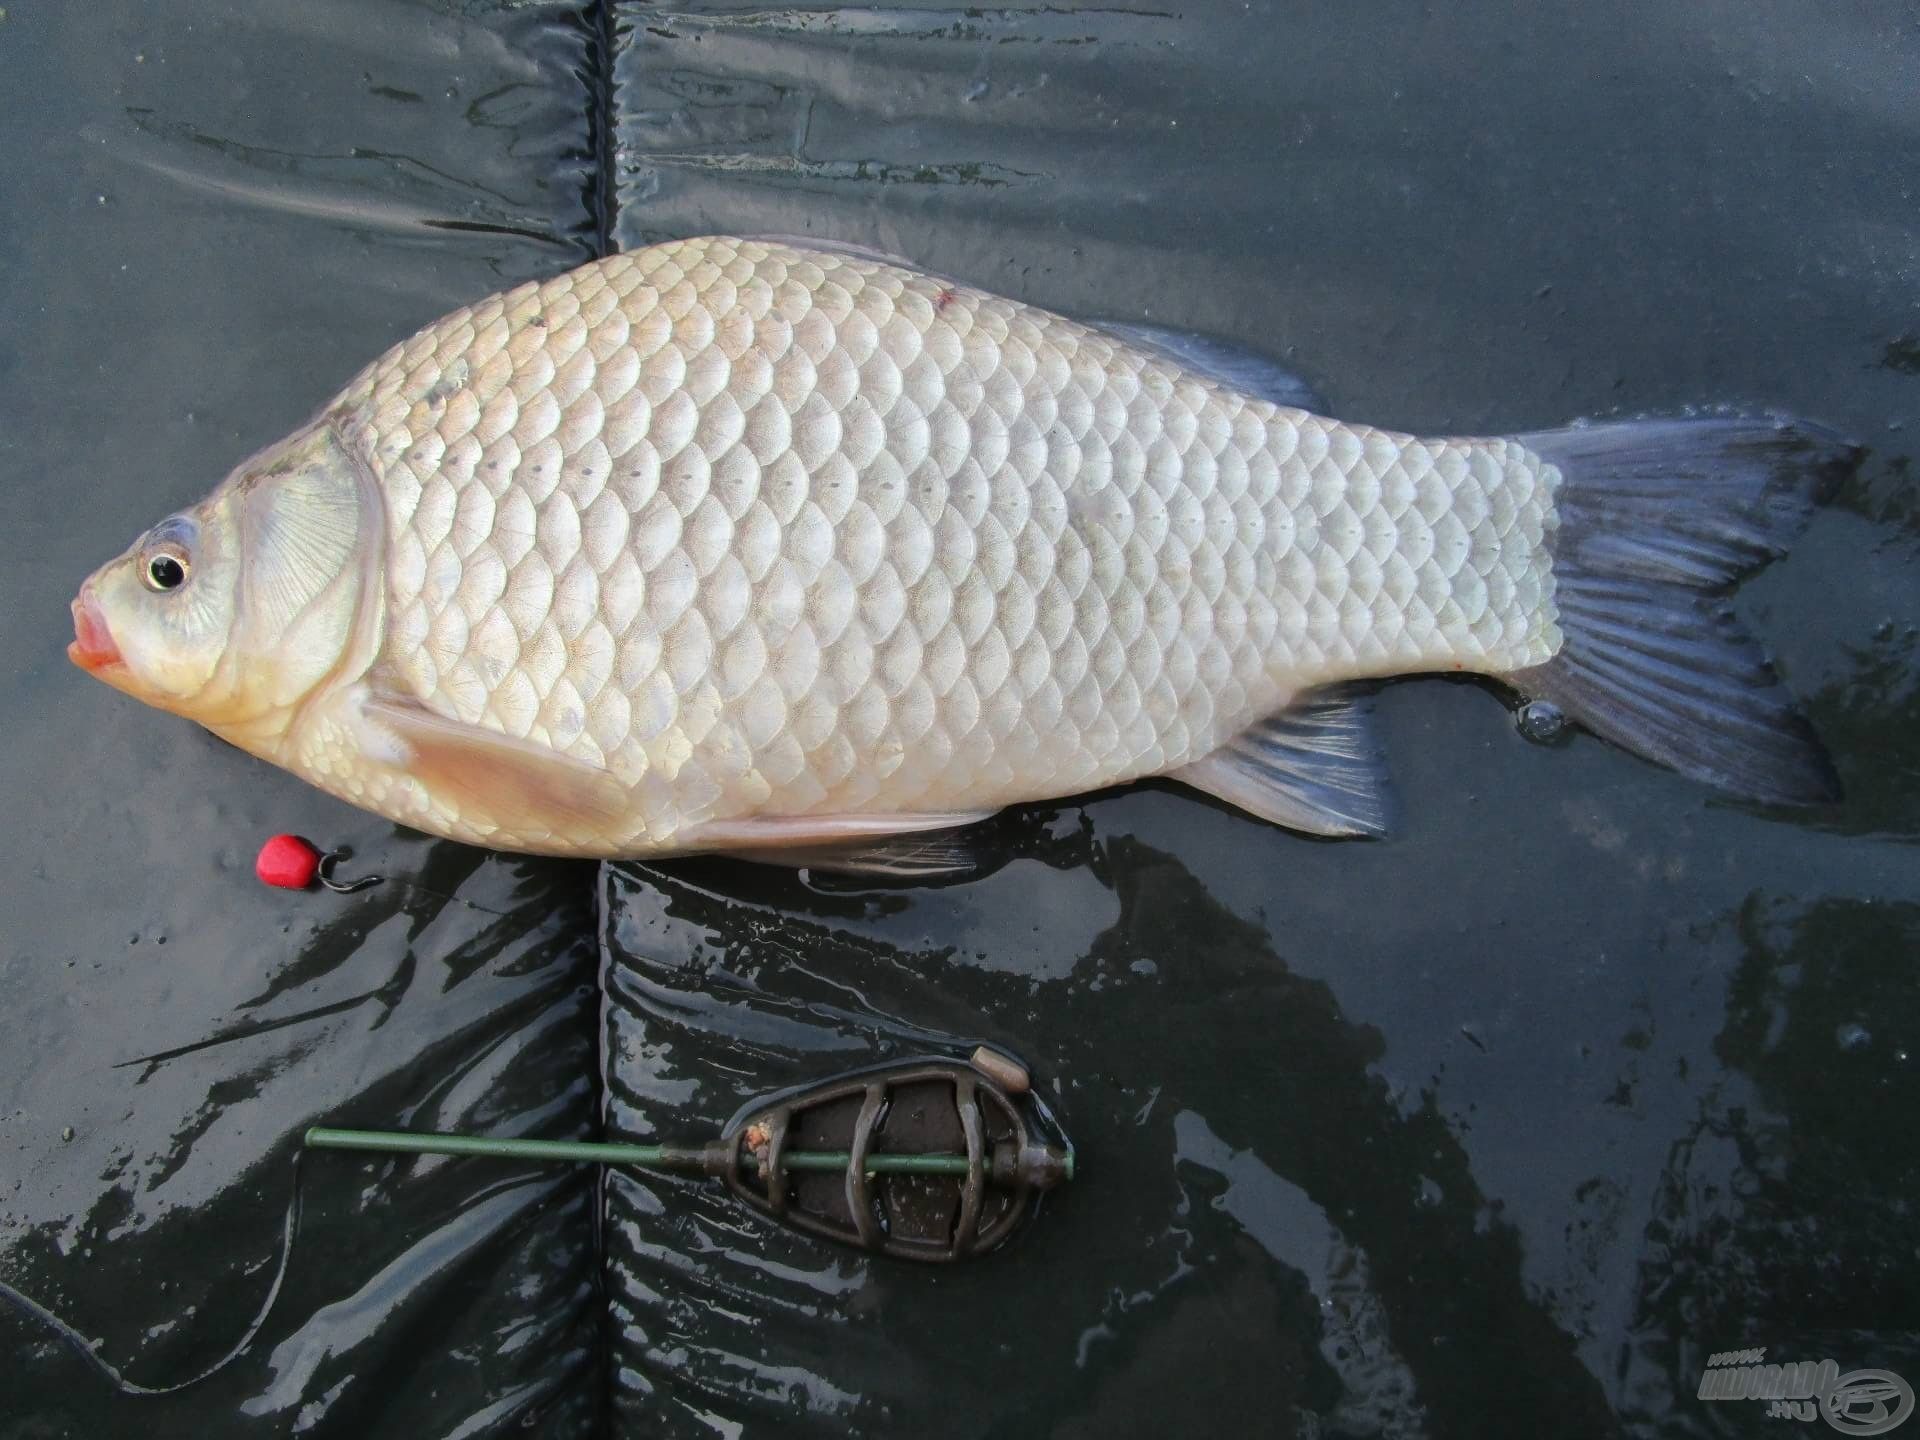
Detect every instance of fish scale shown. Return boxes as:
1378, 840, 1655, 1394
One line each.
306, 236, 1558, 852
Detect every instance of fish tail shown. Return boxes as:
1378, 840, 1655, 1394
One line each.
1507, 416, 1859, 805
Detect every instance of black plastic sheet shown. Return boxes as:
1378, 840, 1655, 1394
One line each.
6, 0, 1920, 1436
2, 3, 606, 1434
598, 2, 1920, 1433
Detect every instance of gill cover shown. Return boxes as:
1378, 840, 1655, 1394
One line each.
225, 422, 375, 717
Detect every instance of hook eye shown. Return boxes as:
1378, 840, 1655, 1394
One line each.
316, 850, 383, 894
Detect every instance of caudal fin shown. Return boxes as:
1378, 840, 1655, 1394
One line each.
1509, 417, 1859, 806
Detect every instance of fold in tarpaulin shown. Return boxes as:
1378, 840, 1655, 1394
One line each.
0, 2, 608, 1433
8, 1, 1920, 1437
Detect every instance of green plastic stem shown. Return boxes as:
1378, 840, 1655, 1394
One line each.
778, 1150, 973, 1175
304, 1126, 975, 1175
307, 1127, 698, 1167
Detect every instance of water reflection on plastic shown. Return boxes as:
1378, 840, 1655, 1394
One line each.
3, 0, 1919, 1435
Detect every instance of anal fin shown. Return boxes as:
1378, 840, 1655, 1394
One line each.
1168, 687, 1392, 838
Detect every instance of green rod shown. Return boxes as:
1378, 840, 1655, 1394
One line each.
779, 1151, 973, 1175
306, 1127, 694, 1167
305, 1127, 974, 1175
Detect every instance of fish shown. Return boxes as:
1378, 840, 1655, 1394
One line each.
69, 235, 1855, 872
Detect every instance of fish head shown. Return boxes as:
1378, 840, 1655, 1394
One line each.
70, 421, 376, 740
71, 506, 235, 706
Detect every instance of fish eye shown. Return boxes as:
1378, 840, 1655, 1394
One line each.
142, 542, 191, 592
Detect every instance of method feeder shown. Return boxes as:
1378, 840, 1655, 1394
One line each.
306, 1050, 1073, 1262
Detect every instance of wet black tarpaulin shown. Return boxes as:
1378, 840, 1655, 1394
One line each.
7, 1, 1920, 1437
1, 4, 607, 1434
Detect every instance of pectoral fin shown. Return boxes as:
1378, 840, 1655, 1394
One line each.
362, 697, 631, 839
1168, 687, 1392, 838
681, 810, 996, 876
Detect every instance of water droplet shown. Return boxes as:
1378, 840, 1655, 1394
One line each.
1516, 699, 1567, 743
60, 1125, 74, 1142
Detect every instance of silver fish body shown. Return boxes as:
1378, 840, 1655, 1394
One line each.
73, 236, 1849, 861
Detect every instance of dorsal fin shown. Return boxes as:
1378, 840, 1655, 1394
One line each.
738, 236, 1328, 413
739, 234, 1329, 414
1095, 321, 1329, 414
738, 233, 929, 274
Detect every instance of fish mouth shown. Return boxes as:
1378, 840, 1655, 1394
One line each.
69, 587, 125, 675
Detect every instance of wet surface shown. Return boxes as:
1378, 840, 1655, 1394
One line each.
5, 1, 1919, 1436
2, 3, 607, 1434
